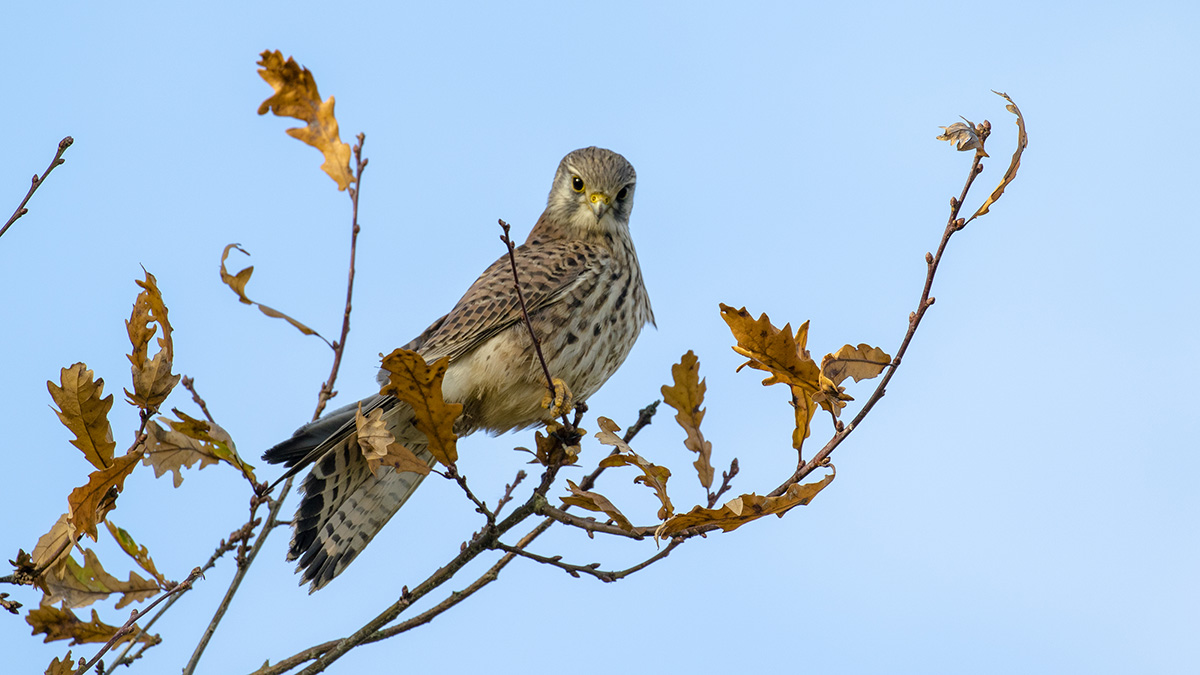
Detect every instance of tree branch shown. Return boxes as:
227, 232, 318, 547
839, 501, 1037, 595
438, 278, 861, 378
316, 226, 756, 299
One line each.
498, 218, 572, 427
313, 133, 368, 419
74, 567, 203, 675
1, 136, 73, 240
770, 152, 987, 496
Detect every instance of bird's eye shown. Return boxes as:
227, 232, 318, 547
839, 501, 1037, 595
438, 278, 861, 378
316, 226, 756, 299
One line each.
571, 176, 584, 192
616, 186, 629, 201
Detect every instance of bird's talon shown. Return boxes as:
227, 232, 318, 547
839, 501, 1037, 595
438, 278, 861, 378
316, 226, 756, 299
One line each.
542, 377, 574, 418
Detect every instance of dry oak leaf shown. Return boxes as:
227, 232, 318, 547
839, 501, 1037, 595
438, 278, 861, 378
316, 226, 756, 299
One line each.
662, 350, 715, 490
67, 451, 142, 542
936, 119, 989, 156
141, 419, 219, 487
812, 373, 853, 417
379, 348, 463, 467
47, 363, 116, 470
44, 650, 78, 675
220, 243, 322, 338
657, 469, 836, 538
166, 408, 256, 482
43, 549, 160, 610
720, 304, 821, 395
257, 49, 354, 190
124, 270, 180, 411
29, 514, 78, 581
28, 601, 156, 646
105, 521, 167, 588
821, 343, 892, 386
790, 385, 817, 454
355, 404, 433, 477
596, 417, 674, 520
560, 480, 635, 532
522, 429, 580, 467
969, 91, 1028, 222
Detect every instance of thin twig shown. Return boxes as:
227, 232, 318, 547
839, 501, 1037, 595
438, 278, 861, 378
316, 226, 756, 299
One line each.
107, 476, 260, 669
1, 136, 73, 240
442, 465, 495, 523
74, 567, 202, 675
707, 458, 739, 508
768, 153, 987, 496
537, 503, 647, 540
257, 405, 654, 674
253, 520, 556, 675
494, 470, 528, 517
180, 376, 215, 424
493, 536, 683, 583
182, 478, 291, 675
295, 461, 565, 675
622, 400, 659, 444
186, 135, 371, 673
314, 133, 368, 419
498, 218, 572, 427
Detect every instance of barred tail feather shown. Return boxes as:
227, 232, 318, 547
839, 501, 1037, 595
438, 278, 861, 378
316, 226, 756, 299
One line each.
292, 441, 435, 592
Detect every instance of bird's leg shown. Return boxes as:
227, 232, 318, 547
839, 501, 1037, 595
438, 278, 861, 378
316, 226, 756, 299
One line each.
542, 376, 574, 420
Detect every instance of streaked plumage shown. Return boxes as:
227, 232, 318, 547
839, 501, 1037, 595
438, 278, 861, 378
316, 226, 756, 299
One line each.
264, 147, 653, 591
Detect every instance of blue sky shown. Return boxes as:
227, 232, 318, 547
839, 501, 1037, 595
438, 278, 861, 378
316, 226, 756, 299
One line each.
3, 2, 1198, 673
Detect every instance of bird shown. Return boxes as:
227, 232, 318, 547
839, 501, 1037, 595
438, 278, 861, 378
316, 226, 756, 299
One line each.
263, 146, 654, 592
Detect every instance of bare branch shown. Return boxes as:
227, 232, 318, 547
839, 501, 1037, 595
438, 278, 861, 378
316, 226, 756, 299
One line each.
707, 457, 739, 508
498, 218, 572, 427
768, 153, 986, 496
74, 567, 203, 675
314, 133, 368, 419
1, 136, 73, 240
182, 479, 291, 675
180, 376, 216, 424
494, 470, 528, 517
537, 503, 647, 540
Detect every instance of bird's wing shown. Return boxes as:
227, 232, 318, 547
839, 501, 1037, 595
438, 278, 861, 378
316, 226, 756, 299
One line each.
415, 239, 611, 363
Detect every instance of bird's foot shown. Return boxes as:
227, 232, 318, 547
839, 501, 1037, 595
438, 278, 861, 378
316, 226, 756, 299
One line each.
542, 377, 574, 419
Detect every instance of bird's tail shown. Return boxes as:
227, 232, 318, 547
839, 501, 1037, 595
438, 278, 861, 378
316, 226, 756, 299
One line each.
263, 396, 436, 592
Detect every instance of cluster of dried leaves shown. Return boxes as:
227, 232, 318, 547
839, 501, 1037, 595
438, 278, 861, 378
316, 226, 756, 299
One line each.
5, 50, 1026, 675
10, 270, 259, 671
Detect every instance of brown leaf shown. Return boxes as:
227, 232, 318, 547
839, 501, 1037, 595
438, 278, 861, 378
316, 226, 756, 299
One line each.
28, 601, 156, 646
67, 452, 141, 542
821, 343, 892, 386
47, 363, 116, 470
29, 514, 78, 580
596, 417, 673, 520
256, 50, 354, 190
104, 522, 167, 588
720, 305, 820, 395
43, 549, 160, 610
379, 349, 463, 467
970, 91, 1028, 221
354, 404, 433, 477
124, 270, 180, 410
219, 244, 322, 339
661, 350, 714, 489
165, 409, 256, 482
657, 470, 836, 538
790, 385, 816, 455
936, 119, 989, 156
44, 650, 79, 675
560, 480, 634, 531
141, 419, 219, 487
812, 373, 854, 417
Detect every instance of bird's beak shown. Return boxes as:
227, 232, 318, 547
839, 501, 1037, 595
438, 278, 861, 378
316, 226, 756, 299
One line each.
588, 191, 611, 220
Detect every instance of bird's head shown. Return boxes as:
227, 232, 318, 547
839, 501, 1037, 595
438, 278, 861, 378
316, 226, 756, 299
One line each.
546, 147, 637, 237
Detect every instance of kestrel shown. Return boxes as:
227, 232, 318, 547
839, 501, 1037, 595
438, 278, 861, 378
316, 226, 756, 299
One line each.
263, 147, 654, 591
